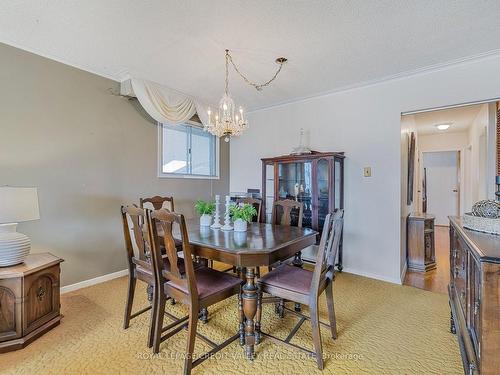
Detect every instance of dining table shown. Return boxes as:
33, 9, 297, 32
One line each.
172, 219, 317, 360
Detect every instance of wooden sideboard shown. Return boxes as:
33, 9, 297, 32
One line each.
407, 213, 436, 272
0, 253, 63, 353
449, 217, 500, 375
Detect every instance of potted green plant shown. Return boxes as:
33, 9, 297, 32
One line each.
194, 200, 215, 227
229, 203, 257, 232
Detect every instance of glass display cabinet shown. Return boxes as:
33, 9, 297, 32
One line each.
261, 151, 345, 269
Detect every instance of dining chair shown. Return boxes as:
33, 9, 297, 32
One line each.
271, 199, 304, 228
268, 199, 305, 313
146, 208, 242, 375
140, 195, 175, 211
120, 205, 156, 347
141, 194, 183, 259
224, 197, 263, 276
256, 209, 344, 370
236, 197, 262, 223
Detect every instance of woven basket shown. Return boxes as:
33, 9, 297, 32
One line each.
463, 213, 500, 235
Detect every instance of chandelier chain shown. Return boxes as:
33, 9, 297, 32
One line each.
226, 50, 286, 92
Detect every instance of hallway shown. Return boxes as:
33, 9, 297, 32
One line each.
404, 226, 450, 294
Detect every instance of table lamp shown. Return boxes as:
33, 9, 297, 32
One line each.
0, 187, 40, 267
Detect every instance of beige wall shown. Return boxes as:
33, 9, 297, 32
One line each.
0, 43, 229, 286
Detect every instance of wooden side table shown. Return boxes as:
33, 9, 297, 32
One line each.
0, 253, 63, 353
407, 213, 436, 272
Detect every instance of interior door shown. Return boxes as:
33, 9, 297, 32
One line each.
423, 151, 459, 225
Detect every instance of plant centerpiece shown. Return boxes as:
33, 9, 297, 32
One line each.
194, 200, 215, 227
229, 203, 257, 232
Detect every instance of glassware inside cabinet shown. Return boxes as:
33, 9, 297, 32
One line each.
277, 161, 313, 229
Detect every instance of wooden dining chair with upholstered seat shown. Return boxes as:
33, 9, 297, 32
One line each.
267, 199, 305, 313
121, 205, 157, 347
146, 209, 242, 375
271, 199, 303, 228
140, 195, 175, 211
121, 204, 190, 347
256, 209, 344, 370
236, 197, 262, 223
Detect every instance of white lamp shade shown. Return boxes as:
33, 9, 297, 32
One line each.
0, 187, 40, 224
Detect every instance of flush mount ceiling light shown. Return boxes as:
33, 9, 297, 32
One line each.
205, 49, 287, 142
435, 123, 452, 131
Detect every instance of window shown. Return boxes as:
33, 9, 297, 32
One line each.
158, 122, 219, 178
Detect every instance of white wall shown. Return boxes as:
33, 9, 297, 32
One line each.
468, 104, 491, 205
230, 53, 500, 284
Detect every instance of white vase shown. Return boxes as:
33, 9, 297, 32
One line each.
233, 219, 248, 232
200, 214, 212, 227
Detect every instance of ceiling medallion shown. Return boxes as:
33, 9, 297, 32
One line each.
205, 49, 287, 142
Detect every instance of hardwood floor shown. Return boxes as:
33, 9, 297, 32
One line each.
404, 225, 450, 294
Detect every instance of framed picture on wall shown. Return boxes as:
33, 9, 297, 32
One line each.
407, 132, 416, 205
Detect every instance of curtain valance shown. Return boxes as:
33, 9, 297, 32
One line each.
120, 78, 209, 126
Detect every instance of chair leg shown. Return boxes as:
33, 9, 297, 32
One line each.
152, 294, 167, 354
123, 273, 136, 329
147, 285, 157, 348
200, 307, 209, 324
325, 282, 338, 339
275, 299, 285, 318
184, 304, 199, 375
238, 290, 245, 346
310, 303, 324, 370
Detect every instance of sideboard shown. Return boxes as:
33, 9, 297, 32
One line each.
0, 253, 63, 353
448, 217, 500, 375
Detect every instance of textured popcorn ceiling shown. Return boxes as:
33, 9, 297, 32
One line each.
1, 0, 500, 110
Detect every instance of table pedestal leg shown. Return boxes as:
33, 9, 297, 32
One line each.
242, 267, 257, 360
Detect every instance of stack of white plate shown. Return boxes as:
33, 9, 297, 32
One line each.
0, 232, 31, 267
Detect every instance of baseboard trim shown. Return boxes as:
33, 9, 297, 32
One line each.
400, 262, 408, 284
342, 266, 402, 285
60, 269, 129, 294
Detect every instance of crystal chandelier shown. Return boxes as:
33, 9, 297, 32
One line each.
205, 49, 287, 142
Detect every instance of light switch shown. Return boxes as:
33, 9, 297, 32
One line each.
363, 167, 372, 177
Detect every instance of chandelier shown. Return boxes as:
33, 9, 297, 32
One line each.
205, 49, 287, 142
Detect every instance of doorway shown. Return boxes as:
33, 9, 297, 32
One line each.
422, 151, 460, 226
400, 101, 497, 293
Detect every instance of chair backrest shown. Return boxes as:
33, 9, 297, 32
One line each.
140, 196, 175, 211
146, 209, 198, 300
236, 197, 262, 223
121, 205, 148, 264
310, 209, 344, 298
271, 199, 304, 228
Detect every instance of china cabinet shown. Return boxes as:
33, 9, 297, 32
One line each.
261, 151, 345, 269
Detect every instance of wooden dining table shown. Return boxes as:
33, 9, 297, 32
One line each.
172, 219, 317, 360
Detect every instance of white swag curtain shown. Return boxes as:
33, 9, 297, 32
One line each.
121, 78, 209, 126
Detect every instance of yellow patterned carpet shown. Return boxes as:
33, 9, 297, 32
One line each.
0, 272, 462, 375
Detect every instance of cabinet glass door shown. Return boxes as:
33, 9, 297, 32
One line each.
265, 163, 275, 223
277, 162, 313, 228
334, 158, 342, 209
317, 159, 330, 232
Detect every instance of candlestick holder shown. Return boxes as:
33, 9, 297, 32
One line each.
211, 195, 222, 229
221, 195, 233, 231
